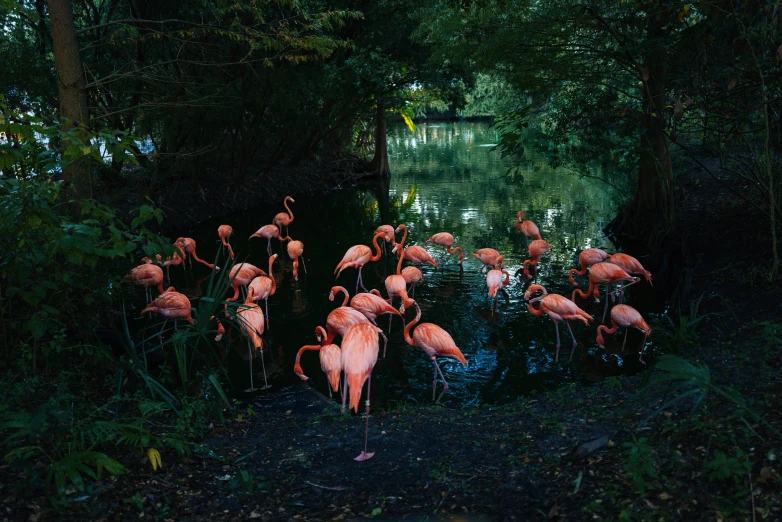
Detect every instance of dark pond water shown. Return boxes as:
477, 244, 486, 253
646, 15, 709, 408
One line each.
137, 121, 658, 407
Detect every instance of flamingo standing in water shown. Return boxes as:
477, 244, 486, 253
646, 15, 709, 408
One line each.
425, 232, 464, 265
249, 225, 291, 255
571, 262, 639, 322
248, 254, 278, 324
123, 264, 165, 302
521, 239, 551, 278
394, 224, 438, 269
384, 245, 414, 334
226, 263, 266, 302
402, 266, 423, 297
161, 251, 184, 283
326, 286, 388, 354
515, 211, 542, 244
286, 239, 306, 280
341, 323, 381, 461
525, 284, 593, 362
334, 232, 385, 293
472, 248, 504, 271
293, 328, 342, 400
403, 301, 468, 402
236, 287, 270, 391
374, 224, 396, 256
273, 196, 295, 237
175, 237, 217, 270
596, 304, 651, 364
349, 288, 402, 327
608, 253, 653, 285
568, 248, 610, 286
141, 287, 194, 333
486, 269, 510, 309
218, 225, 235, 260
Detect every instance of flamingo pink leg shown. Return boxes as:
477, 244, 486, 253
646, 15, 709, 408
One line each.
554, 321, 561, 362
354, 375, 375, 461
566, 321, 578, 361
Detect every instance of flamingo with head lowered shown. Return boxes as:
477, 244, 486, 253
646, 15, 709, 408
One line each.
250, 225, 290, 255
273, 196, 295, 237
349, 288, 402, 327
571, 262, 639, 322
472, 248, 504, 271
393, 224, 438, 269
568, 248, 610, 286
248, 254, 279, 325
596, 304, 651, 365
515, 211, 542, 244
334, 232, 385, 293
426, 232, 464, 265
326, 286, 389, 355
521, 239, 551, 278
175, 237, 218, 271
294, 327, 342, 400
218, 225, 235, 260
525, 284, 593, 362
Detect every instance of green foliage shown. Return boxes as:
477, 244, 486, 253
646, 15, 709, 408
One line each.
663, 295, 711, 355
490, 105, 531, 183
622, 437, 657, 496
704, 449, 751, 485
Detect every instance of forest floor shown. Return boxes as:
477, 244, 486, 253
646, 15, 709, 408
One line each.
4, 153, 782, 521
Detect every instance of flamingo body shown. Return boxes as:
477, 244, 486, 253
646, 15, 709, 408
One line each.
596, 304, 651, 363
141, 289, 194, 324
608, 253, 653, 285
123, 264, 165, 298
525, 284, 593, 361
568, 248, 610, 285
515, 211, 542, 240
175, 237, 216, 270
472, 248, 504, 269
286, 240, 305, 280
218, 225, 235, 260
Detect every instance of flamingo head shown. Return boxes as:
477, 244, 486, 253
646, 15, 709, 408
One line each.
524, 284, 547, 301
391, 245, 398, 255
596, 332, 605, 347
315, 326, 327, 343
400, 297, 416, 314
286, 196, 295, 203
517, 211, 524, 219
394, 224, 407, 234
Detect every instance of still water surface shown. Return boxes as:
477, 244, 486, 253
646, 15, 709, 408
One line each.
162, 122, 652, 407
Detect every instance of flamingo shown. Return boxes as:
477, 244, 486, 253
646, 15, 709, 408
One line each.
249, 225, 291, 255
401, 266, 423, 297
472, 248, 504, 271
248, 254, 279, 324
349, 288, 403, 326
521, 239, 551, 278
384, 244, 413, 334
403, 301, 468, 402
571, 262, 639, 322
286, 239, 306, 280
568, 248, 610, 286
273, 196, 295, 237
326, 286, 389, 354
141, 287, 194, 334
425, 232, 464, 265
608, 253, 653, 285
393, 224, 438, 269
374, 224, 396, 256
341, 323, 381, 461
236, 287, 270, 391
218, 225, 235, 260
123, 264, 165, 302
293, 330, 342, 400
174, 237, 217, 270
487, 269, 510, 306
596, 304, 651, 364
161, 251, 184, 283
334, 232, 385, 293
515, 211, 542, 243
525, 284, 593, 362
226, 263, 267, 302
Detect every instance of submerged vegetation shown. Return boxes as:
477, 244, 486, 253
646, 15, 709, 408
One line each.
1, 0, 781, 519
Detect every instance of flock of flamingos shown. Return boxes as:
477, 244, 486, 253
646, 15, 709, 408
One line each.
123, 196, 653, 461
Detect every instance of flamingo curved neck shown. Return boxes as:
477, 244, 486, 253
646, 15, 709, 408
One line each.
284, 197, 294, 221
336, 287, 349, 306
527, 300, 544, 316
501, 270, 510, 286
268, 256, 277, 295
397, 225, 408, 250
369, 232, 384, 262
403, 304, 421, 346
395, 244, 405, 275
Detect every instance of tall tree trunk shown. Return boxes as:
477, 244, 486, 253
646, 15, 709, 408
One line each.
47, 0, 90, 199
369, 97, 390, 177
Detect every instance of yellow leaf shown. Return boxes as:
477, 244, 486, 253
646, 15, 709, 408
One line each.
147, 448, 162, 471
401, 113, 416, 133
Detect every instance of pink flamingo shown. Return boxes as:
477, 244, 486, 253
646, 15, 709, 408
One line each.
525, 284, 593, 362
403, 301, 468, 402
273, 196, 295, 237
326, 286, 388, 354
123, 264, 165, 302
248, 254, 279, 324
334, 232, 385, 293
472, 248, 504, 271
608, 253, 653, 285
515, 211, 542, 243
402, 266, 423, 297
226, 263, 266, 302
293, 331, 342, 400
384, 246, 413, 334
393, 224, 438, 269
374, 224, 396, 256
568, 248, 610, 286
426, 232, 464, 265
486, 269, 510, 306
571, 262, 639, 322
349, 288, 403, 326
596, 304, 651, 364
174, 237, 217, 270
341, 323, 381, 461
161, 250, 184, 283
249, 225, 291, 255
236, 287, 270, 391
521, 239, 551, 278
218, 225, 235, 260
141, 288, 194, 335
286, 239, 306, 280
